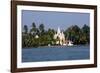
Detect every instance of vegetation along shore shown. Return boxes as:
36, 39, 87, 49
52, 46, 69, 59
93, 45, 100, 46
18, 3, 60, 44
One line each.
22, 22, 90, 48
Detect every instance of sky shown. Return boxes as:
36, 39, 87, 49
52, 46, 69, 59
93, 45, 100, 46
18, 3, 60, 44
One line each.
22, 10, 90, 31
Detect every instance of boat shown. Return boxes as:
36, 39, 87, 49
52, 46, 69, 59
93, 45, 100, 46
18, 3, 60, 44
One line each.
68, 41, 73, 46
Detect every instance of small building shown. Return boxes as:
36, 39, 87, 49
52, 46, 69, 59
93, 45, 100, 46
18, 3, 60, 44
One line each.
35, 35, 39, 39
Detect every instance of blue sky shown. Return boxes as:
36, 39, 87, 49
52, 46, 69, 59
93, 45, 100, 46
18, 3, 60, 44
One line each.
22, 10, 90, 31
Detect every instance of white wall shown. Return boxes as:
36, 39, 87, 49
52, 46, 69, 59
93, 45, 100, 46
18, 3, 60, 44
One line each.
0, 0, 99, 73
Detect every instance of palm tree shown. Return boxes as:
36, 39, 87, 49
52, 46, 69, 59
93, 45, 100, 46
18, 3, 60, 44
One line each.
81, 24, 90, 44
30, 22, 37, 36
23, 25, 28, 34
39, 24, 45, 35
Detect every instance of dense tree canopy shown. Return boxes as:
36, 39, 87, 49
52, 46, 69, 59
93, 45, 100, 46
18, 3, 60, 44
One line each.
64, 24, 90, 44
22, 22, 90, 48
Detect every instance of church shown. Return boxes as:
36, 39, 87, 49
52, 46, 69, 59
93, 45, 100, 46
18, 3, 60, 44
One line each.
54, 27, 73, 46
54, 27, 67, 45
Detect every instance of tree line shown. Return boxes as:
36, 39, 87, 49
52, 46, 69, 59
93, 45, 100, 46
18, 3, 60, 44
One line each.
22, 22, 90, 48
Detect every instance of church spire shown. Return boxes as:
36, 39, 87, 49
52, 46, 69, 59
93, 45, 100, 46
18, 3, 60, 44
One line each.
57, 27, 60, 34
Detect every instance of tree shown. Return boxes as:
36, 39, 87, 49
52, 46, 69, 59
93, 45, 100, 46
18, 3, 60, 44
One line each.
82, 24, 90, 34
23, 25, 28, 34
47, 29, 55, 37
64, 25, 81, 44
81, 24, 90, 44
30, 22, 37, 36
39, 24, 44, 34
22, 25, 28, 48
32, 22, 36, 28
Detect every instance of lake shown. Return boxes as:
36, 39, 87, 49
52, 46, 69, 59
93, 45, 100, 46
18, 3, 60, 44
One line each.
22, 45, 90, 62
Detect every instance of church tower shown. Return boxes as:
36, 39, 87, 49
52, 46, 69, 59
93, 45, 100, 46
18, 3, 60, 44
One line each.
57, 27, 61, 34
54, 27, 66, 45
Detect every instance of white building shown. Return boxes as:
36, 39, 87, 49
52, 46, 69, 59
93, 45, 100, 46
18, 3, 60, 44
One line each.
54, 27, 66, 45
54, 27, 73, 46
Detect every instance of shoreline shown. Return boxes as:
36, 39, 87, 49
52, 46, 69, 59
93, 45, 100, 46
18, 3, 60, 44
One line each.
22, 44, 90, 49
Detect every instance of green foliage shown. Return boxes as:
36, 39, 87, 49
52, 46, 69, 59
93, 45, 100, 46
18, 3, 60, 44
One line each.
23, 25, 28, 34
39, 24, 44, 33
81, 24, 90, 44
64, 24, 90, 45
22, 22, 90, 48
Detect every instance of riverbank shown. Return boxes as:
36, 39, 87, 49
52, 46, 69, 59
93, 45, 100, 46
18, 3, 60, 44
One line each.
22, 44, 90, 49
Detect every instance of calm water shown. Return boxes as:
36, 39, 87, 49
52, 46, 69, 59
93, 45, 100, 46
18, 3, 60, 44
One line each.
22, 45, 90, 62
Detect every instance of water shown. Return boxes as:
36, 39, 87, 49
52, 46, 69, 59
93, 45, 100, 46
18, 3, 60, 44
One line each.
22, 45, 90, 62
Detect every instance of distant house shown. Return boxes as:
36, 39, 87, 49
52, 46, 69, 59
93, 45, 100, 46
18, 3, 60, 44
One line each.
35, 35, 39, 39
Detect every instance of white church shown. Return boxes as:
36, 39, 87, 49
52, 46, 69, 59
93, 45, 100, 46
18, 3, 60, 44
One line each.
54, 27, 73, 46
